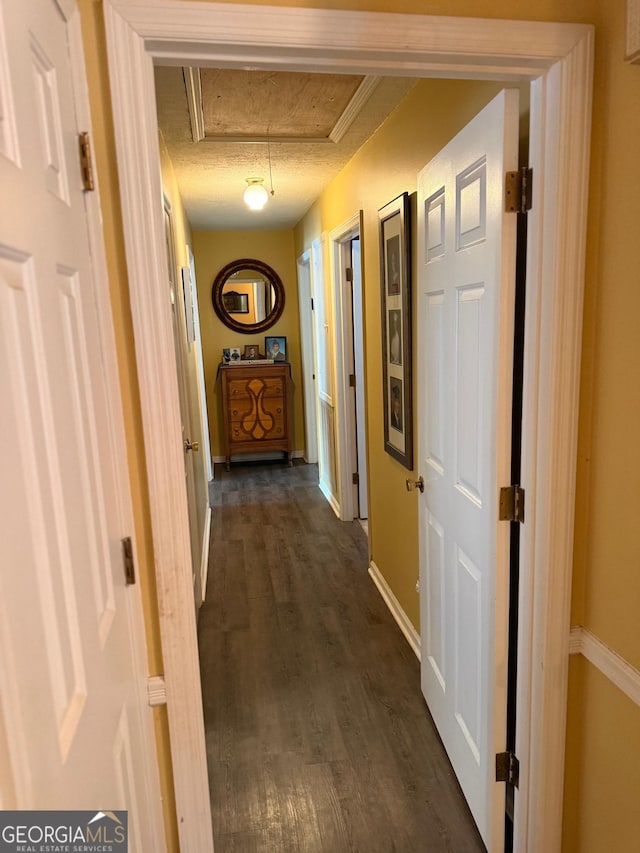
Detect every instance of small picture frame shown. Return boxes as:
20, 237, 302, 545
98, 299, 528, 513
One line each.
222, 346, 241, 364
265, 336, 287, 362
243, 344, 263, 360
379, 192, 412, 469
222, 290, 249, 314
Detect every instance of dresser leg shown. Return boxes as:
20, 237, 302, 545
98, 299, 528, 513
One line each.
287, 452, 293, 467
225, 456, 231, 471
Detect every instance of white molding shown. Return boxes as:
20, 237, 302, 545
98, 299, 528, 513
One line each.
513, 31, 594, 853
103, 5, 214, 852
110, 0, 589, 77
329, 76, 381, 143
369, 562, 421, 661
318, 478, 341, 519
147, 675, 167, 707
569, 627, 640, 708
200, 504, 212, 603
183, 67, 205, 142
211, 449, 305, 464
328, 211, 362, 523
102, 3, 593, 850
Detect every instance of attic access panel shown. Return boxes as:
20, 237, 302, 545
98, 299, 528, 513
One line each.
200, 69, 365, 140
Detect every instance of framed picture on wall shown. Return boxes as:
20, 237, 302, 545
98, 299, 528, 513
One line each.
379, 192, 412, 469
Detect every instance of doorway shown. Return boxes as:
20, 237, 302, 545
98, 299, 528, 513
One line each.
296, 251, 319, 465
103, 4, 593, 850
329, 215, 369, 524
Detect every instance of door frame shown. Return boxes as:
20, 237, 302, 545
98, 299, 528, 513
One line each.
328, 212, 365, 522
350, 235, 368, 521
296, 250, 319, 464
103, 3, 593, 850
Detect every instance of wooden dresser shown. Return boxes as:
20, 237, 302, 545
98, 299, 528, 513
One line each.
219, 362, 293, 470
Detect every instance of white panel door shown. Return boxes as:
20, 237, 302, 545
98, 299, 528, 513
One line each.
417, 89, 519, 850
0, 0, 165, 846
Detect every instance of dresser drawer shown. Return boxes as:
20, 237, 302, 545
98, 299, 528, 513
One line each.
229, 416, 286, 444
226, 376, 285, 400
227, 395, 285, 421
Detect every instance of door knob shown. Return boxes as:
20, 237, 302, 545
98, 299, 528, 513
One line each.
184, 439, 199, 453
406, 476, 424, 493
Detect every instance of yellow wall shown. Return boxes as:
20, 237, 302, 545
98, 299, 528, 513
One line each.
191, 229, 305, 459
79, 0, 640, 850
563, 656, 640, 852
296, 77, 517, 628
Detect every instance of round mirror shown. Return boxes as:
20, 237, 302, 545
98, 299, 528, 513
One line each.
211, 258, 285, 334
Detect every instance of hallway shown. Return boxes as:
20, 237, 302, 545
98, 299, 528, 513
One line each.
198, 461, 486, 852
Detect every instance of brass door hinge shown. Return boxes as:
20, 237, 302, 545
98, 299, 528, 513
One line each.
78, 132, 95, 192
122, 536, 136, 585
349, 373, 356, 388
496, 751, 520, 787
505, 167, 532, 214
352, 472, 360, 486
499, 485, 525, 523
346, 267, 354, 282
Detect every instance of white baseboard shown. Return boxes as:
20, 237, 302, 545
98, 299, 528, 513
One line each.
569, 625, 640, 707
212, 450, 305, 464
368, 561, 421, 661
318, 477, 341, 519
200, 504, 212, 602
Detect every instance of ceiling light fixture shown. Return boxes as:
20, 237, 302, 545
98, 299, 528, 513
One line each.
243, 177, 269, 210
243, 132, 275, 211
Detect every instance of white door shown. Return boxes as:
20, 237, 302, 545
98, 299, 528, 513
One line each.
417, 89, 519, 850
0, 0, 165, 846
163, 201, 201, 608
187, 244, 213, 484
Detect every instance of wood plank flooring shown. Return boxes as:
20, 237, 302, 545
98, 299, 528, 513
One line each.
198, 461, 486, 853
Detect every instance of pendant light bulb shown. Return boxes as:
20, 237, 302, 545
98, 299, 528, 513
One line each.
244, 178, 269, 211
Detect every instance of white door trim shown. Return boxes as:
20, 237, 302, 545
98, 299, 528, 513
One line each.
102, 3, 593, 850
328, 212, 362, 522
296, 250, 319, 464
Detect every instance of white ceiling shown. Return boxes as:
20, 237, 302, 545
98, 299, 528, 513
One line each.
154, 66, 415, 231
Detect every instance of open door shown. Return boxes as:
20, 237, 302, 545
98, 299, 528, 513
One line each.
0, 0, 164, 842
416, 89, 519, 849
163, 200, 202, 608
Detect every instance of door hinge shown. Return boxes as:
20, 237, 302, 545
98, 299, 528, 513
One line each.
349, 373, 356, 388
346, 266, 354, 282
310, 297, 315, 311
499, 485, 525, 523
496, 751, 520, 787
352, 472, 360, 486
122, 536, 136, 585
505, 167, 532, 214
78, 132, 95, 192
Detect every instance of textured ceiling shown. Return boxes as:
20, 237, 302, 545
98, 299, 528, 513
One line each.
154, 66, 415, 231
200, 69, 365, 141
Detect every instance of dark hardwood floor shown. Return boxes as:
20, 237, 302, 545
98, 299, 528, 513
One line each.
198, 461, 486, 853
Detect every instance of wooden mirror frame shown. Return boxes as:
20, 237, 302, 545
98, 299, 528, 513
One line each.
211, 258, 285, 333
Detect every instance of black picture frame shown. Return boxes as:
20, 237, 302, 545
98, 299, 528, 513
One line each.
222, 290, 249, 314
379, 192, 412, 469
